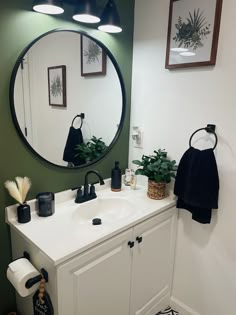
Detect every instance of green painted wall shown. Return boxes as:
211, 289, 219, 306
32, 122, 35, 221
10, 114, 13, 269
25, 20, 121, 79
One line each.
0, 0, 134, 313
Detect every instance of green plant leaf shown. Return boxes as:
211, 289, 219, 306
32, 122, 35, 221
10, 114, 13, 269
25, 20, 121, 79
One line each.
154, 175, 162, 183
135, 169, 145, 176
132, 160, 143, 166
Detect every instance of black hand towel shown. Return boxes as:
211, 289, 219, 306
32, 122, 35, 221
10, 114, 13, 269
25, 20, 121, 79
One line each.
174, 147, 219, 224
63, 127, 85, 165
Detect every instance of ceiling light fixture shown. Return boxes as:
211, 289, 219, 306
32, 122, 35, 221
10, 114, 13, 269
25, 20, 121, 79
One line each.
73, 0, 100, 24
33, 0, 64, 15
32, 0, 122, 33
98, 0, 122, 33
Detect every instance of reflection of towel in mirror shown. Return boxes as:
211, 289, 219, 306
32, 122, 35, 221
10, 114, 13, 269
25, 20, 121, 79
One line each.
63, 127, 84, 166
174, 147, 219, 224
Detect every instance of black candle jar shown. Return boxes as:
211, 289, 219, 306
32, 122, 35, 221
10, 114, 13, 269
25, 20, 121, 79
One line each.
17, 203, 31, 223
36, 192, 55, 217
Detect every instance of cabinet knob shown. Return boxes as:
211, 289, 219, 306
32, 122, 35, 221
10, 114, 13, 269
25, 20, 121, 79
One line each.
136, 236, 143, 243
128, 241, 135, 248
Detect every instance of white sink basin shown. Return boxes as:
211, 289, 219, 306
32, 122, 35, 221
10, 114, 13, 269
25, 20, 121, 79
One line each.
72, 197, 136, 225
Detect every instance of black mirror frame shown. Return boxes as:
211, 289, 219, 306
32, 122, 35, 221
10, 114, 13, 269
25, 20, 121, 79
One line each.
9, 28, 126, 169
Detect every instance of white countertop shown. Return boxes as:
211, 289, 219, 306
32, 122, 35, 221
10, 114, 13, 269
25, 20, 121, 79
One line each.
6, 180, 176, 266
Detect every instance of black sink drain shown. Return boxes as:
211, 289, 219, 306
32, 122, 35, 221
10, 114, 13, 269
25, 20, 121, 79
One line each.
92, 218, 102, 225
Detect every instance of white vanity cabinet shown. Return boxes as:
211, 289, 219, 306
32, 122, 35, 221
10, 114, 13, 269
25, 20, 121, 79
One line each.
57, 207, 176, 315
130, 207, 176, 315
57, 229, 133, 315
6, 186, 177, 315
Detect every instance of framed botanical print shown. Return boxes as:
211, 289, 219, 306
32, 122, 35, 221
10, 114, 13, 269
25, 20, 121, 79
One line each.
48, 65, 67, 107
81, 35, 106, 76
165, 0, 223, 69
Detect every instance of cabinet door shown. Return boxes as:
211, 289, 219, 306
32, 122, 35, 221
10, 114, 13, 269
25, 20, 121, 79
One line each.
130, 207, 177, 315
57, 229, 133, 315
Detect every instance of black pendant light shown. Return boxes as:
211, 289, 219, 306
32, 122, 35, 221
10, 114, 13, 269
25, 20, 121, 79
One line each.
33, 0, 64, 15
73, 0, 100, 24
98, 0, 122, 33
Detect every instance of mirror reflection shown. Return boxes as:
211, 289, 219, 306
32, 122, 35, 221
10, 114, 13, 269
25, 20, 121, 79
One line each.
13, 31, 123, 167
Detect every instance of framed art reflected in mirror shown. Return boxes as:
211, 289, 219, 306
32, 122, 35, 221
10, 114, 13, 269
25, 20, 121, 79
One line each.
165, 0, 223, 69
81, 35, 106, 76
48, 65, 67, 107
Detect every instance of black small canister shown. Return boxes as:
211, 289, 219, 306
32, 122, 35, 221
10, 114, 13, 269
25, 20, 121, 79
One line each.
36, 192, 55, 217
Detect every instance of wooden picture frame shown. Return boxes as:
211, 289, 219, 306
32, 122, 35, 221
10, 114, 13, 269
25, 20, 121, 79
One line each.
81, 35, 106, 76
48, 65, 67, 107
165, 0, 223, 69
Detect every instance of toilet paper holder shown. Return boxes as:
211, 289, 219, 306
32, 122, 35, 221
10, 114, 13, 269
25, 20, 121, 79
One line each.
25, 268, 48, 289
21, 251, 49, 289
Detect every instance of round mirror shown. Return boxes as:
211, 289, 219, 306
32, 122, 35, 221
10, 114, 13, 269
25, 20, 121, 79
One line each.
10, 29, 125, 168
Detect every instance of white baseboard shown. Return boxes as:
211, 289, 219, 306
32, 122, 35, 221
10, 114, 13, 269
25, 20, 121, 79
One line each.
146, 293, 170, 315
170, 297, 200, 315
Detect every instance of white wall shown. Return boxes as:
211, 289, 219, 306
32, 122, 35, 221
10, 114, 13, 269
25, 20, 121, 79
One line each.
130, 1, 236, 315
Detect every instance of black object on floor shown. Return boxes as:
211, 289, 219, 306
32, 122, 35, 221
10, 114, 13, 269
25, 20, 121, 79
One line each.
157, 306, 179, 315
174, 147, 219, 224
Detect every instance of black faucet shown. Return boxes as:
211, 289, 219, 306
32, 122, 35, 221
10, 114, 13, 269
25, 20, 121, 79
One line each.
75, 170, 105, 203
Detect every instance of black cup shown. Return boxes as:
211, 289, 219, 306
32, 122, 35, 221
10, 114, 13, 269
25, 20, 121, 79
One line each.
36, 192, 55, 217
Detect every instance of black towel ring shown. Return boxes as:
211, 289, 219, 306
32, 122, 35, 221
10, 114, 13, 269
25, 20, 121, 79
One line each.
71, 113, 85, 129
189, 124, 218, 150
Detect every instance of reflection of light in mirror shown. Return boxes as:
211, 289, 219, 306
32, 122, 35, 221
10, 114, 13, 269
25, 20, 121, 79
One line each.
73, 14, 100, 23
179, 52, 196, 57
33, 4, 64, 15
170, 48, 188, 52
98, 25, 122, 33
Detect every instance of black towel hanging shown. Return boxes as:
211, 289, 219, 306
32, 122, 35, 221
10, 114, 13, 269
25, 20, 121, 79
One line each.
63, 114, 85, 165
174, 146, 219, 224
189, 124, 218, 150
71, 113, 85, 129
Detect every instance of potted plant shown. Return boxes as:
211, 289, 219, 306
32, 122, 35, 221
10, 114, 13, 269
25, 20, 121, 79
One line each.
132, 149, 177, 200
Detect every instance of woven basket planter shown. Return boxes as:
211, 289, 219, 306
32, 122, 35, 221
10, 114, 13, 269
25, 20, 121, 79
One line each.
147, 180, 166, 200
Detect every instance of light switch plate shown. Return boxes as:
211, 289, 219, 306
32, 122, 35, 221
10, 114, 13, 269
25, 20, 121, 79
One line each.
134, 131, 143, 148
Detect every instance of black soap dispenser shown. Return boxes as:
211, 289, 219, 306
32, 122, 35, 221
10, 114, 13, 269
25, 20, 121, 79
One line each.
111, 161, 122, 192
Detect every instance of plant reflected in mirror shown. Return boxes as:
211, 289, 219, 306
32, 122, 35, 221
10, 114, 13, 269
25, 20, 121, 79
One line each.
74, 136, 108, 163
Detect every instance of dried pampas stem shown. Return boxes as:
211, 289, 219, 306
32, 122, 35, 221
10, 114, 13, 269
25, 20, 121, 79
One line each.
21, 177, 31, 202
4, 176, 31, 204
4, 180, 23, 204
15, 177, 24, 199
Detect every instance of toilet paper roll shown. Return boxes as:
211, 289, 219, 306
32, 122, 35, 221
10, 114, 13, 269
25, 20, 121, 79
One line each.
7, 258, 40, 297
